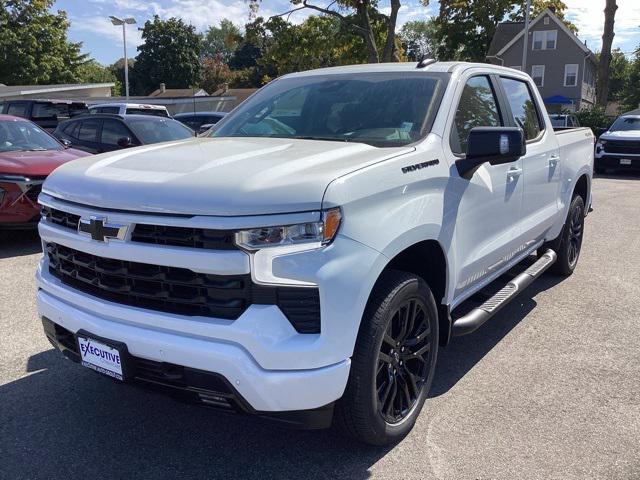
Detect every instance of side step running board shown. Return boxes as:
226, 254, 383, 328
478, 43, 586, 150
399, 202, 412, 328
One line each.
451, 249, 557, 337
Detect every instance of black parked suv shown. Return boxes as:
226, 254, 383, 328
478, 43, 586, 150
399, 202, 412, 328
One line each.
1, 99, 89, 131
52, 114, 194, 153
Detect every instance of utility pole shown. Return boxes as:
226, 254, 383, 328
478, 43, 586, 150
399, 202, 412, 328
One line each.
109, 16, 137, 99
521, 0, 531, 73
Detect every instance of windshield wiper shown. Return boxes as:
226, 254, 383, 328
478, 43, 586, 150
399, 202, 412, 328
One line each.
294, 136, 351, 143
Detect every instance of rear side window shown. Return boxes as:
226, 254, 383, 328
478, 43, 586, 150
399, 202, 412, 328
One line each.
500, 77, 543, 140
6, 103, 28, 118
450, 76, 502, 154
101, 120, 132, 145
98, 106, 120, 114
78, 120, 100, 142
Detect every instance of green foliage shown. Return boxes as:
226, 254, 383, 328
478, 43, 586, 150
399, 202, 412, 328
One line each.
0, 0, 88, 85
202, 19, 242, 63
200, 55, 233, 93
399, 19, 439, 61
435, 0, 515, 62
133, 16, 202, 95
620, 47, 640, 112
575, 106, 610, 132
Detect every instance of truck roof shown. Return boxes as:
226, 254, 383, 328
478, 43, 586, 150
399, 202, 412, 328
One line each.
283, 61, 525, 78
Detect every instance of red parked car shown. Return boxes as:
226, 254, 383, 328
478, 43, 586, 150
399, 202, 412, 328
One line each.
0, 114, 90, 228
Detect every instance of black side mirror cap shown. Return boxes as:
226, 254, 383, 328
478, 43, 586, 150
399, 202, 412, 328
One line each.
117, 136, 132, 148
456, 127, 526, 178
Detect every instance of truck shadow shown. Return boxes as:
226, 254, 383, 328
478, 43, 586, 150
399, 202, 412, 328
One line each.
0, 229, 41, 259
430, 272, 564, 397
2, 272, 564, 480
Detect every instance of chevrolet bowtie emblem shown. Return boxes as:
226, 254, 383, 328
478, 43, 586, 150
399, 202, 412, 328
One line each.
78, 216, 127, 242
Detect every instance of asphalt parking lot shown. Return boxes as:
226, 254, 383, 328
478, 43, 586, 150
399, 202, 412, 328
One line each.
1, 175, 639, 479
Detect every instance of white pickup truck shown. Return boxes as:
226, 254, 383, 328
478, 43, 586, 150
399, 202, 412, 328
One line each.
37, 61, 594, 445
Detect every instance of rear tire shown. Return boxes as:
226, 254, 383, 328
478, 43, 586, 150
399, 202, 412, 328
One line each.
335, 270, 439, 445
549, 195, 585, 276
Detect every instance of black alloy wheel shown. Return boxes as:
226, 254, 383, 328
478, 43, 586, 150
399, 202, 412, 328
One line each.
376, 298, 433, 424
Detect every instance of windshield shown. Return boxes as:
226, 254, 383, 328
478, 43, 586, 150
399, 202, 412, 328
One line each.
0, 120, 62, 152
212, 72, 447, 147
609, 116, 640, 132
127, 118, 193, 144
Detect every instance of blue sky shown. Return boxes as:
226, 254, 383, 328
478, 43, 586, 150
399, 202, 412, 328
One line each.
54, 0, 640, 65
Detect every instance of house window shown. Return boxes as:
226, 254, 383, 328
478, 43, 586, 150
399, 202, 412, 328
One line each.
544, 17, 550, 25
564, 64, 579, 87
531, 65, 545, 87
532, 30, 557, 50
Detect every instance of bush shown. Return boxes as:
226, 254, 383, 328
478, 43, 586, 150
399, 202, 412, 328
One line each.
575, 106, 611, 133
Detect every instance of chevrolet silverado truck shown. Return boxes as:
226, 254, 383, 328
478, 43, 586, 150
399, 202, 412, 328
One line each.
595, 114, 640, 173
36, 61, 594, 445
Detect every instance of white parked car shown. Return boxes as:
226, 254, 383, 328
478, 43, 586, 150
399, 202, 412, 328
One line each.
595, 115, 640, 173
88, 103, 170, 117
37, 62, 594, 445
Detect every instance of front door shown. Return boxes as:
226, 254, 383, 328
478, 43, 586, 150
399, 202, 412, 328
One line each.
443, 74, 526, 304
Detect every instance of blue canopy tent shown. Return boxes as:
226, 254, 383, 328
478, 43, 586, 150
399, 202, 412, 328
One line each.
544, 95, 573, 104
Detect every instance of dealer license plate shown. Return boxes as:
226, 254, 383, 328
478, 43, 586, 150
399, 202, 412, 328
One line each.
620, 158, 632, 165
77, 335, 124, 381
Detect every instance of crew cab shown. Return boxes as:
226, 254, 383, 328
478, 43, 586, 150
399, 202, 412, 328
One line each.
595, 114, 640, 173
36, 62, 594, 445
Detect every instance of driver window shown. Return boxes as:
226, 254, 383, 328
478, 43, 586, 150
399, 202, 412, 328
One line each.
450, 76, 501, 154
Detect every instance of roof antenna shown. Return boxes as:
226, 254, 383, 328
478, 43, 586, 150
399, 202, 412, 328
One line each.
416, 57, 436, 69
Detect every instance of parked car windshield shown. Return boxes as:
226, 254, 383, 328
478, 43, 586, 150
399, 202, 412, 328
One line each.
126, 118, 193, 144
0, 120, 62, 152
212, 72, 447, 147
609, 116, 640, 132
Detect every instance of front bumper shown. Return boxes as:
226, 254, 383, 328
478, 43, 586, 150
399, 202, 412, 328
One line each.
37, 283, 350, 413
595, 154, 640, 169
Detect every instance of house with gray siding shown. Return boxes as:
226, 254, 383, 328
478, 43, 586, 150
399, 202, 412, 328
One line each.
487, 8, 597, 113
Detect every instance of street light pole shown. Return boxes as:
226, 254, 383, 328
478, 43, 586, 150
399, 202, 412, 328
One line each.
521, 0, 531, 74
109, 16, 137, 100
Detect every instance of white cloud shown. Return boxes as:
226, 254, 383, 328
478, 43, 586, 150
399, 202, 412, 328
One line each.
70, 15, 144, 51
564, 0, 640, 53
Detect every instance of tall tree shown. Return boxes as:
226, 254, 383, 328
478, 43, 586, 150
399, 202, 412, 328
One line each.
620, 47, 640, 112
435, 0, 515, 61
399, 19, 439, 61
253, 0, 403, 63
133, 16, 202, 95
0, 0, 88, 85
596, 0, 618, 106
202, 19, 243, 63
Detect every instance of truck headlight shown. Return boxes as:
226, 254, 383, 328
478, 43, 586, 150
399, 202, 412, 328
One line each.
235, 207, 342, 250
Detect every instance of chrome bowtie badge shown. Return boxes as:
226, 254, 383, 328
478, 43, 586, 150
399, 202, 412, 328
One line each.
78, 216, 128, 242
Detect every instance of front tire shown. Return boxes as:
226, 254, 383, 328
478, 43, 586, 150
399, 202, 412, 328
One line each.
335, 270, 439, 445
550, 194, 585, 276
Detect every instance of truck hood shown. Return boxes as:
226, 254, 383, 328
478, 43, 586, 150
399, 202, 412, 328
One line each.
43, 137, 413, 216
0, 148, 89, 177
599, 130, 640, 141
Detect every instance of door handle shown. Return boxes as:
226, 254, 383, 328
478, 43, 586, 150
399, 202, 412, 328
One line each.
549, 155, 560, 167
507, 167, 523, 182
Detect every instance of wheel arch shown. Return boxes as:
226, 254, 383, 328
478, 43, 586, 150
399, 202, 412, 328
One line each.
573, 173, 590, 205
374, 239, 452, 346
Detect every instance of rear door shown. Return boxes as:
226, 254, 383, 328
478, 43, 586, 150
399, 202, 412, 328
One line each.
444, 73, 526, 302
498, 76, 561, 242
74, 118, 102, 153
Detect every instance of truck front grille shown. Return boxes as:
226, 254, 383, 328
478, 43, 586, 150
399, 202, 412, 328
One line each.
46, 242, 321, 332
41, 206, 237, 251
604, 141, 640, 154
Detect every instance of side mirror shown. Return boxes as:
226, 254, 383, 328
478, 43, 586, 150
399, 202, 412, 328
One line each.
60, 138, 72, 148
456, 127, 525, 177
117, 136, 132, 148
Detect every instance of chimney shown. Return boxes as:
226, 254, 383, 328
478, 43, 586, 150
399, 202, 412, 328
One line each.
548, 5, 556, 13
223, 83, 229, 94
159, 83, 166, 93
